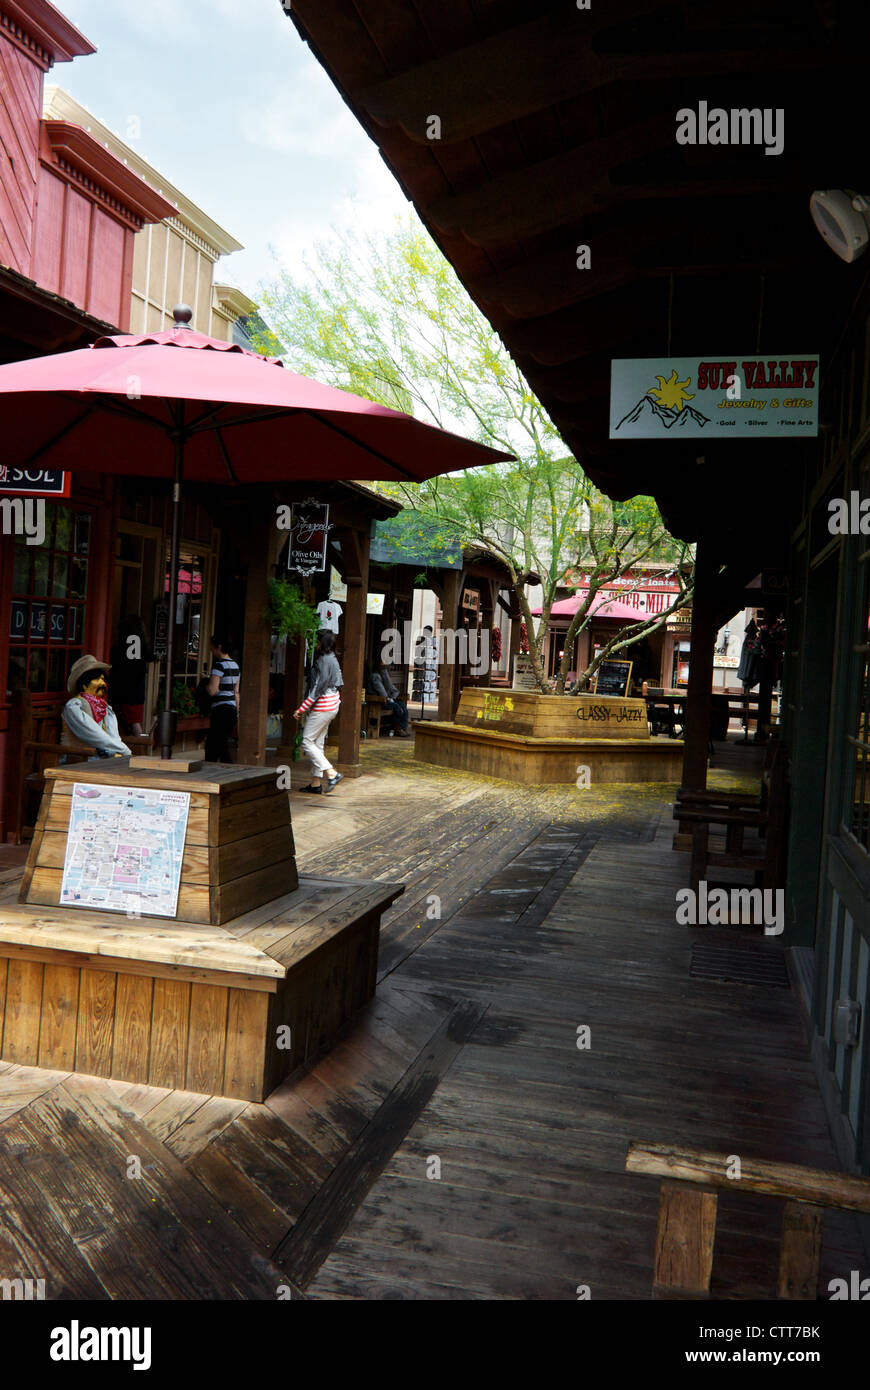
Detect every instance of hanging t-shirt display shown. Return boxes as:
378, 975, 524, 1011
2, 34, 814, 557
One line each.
316, 600, 342, 633
413, 634, 438, 701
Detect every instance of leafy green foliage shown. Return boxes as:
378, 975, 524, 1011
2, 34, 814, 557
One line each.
254, 217, 692, 692
267, 579, 320, 652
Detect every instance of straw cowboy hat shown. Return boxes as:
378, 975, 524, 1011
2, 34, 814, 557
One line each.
67, 654, 111, 696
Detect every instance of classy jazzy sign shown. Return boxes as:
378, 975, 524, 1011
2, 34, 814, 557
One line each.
610, 356, 819, 439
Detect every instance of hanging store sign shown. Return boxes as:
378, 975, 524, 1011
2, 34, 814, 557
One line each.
285, 500, 331, 576
0, 467, 69, 497
153, 603, 169, 659
366, 593, 385, 615
329, 566, 348, 602
512, 654, 538, 691
610, 356, 819, 439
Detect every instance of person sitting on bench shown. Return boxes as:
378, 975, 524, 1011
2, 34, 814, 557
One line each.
62, 655, 131, 759
367, 662, 409, 736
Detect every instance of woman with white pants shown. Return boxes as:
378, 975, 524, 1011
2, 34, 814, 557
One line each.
294, 631, 344, 794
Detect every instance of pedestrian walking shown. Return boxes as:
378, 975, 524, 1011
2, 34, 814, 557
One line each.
205, 633, 240, 762
295, 631, 344, 793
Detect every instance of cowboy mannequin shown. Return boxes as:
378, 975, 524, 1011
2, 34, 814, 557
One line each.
62, 655, 132, 759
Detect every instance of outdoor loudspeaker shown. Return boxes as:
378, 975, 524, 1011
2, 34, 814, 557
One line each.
810, 190, 870, 263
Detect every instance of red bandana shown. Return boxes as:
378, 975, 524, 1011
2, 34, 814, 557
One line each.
82, 693, 108, 724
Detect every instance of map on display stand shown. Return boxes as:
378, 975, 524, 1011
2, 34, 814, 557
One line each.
60, 783, 191, 918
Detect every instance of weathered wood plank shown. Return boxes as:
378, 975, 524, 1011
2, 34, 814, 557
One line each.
2, 958, 44, 1064
223, 988, 269, 1101
651, 1180, 718, 1296
148, 978, 190, 1090
626, 1140, 870, 1214
111, 973, 153, 1084
778, 1200, 824, 1299
37, 963, 80, 1071
272, 999, 485, 1287
186, 983, 229, 1095
75, 969, 117, 1077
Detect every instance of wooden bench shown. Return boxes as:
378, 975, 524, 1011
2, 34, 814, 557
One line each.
0, 873, 402, 1101
8, 689, 152, 844
674, 742, 787, 894
362, 694, 400, 739
626, 1140, 870, 1298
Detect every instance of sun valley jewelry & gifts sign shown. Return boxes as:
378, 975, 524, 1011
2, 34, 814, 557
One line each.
610, 355, 819, 439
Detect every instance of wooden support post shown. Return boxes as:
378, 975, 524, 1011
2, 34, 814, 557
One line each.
778, 1201, 823, 1300
478, 578, 496, 686
237, 507, 281, 766
653, 1180, 718, 1298
335, 526, 369, 776
437, 568, 463, 722
675, 538, 719, 847
276, 635, 307, 765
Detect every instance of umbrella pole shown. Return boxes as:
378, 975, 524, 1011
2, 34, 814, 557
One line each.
158, 427, 184, 758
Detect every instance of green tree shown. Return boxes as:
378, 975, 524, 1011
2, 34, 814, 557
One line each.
255, 218, 692, 692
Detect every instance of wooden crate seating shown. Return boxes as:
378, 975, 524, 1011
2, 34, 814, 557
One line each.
674, 742, 788, 894
0, 874, 403, 1101
625, 1140, 870, 1298
8, 689, 153, 845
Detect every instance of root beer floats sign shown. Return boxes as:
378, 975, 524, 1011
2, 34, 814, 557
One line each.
610, 355, 819, 439
454, 688, 650, 741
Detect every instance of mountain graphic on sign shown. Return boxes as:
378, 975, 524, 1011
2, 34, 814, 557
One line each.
616, 368, 710, 432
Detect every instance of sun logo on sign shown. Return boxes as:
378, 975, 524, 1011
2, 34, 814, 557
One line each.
648, 370, 695, 412
616, 366, 710, 432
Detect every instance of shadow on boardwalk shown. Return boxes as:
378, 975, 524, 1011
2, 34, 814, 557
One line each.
0, 736, 865, 1299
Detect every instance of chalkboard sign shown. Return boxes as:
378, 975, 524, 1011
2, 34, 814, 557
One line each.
592, 659, 632, 696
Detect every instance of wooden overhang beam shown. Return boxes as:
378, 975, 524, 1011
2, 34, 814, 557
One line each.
355, 6, 854, 145
424, 136, 806, 248
470, 219, 809, 323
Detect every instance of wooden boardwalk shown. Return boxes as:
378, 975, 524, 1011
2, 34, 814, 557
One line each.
0, 739, 866, 1299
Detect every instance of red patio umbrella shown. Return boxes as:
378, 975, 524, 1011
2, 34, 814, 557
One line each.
0, 306, 512, 752
531, 591, 648, 622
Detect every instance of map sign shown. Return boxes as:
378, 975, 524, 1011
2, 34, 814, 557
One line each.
60, 784, 190, 918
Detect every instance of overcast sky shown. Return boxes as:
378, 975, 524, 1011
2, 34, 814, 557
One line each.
53, 0, 411, 304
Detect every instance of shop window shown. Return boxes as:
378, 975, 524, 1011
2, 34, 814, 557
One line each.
8, 502, 90, 695
165, 546, 213, 693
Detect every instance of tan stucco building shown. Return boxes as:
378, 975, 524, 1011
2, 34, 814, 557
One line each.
43, 87, 252, 340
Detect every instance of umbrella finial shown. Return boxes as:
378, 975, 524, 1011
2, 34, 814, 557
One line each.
172, 304, 194, 329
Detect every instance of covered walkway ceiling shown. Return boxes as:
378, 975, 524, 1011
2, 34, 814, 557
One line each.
285, 0, 870, 548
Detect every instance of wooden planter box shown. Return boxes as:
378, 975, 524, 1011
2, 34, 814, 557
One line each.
416, 687, 683, 785
455, 687, 651, 739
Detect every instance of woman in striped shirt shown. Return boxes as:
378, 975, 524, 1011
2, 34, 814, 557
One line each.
294, 631, 344, 793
